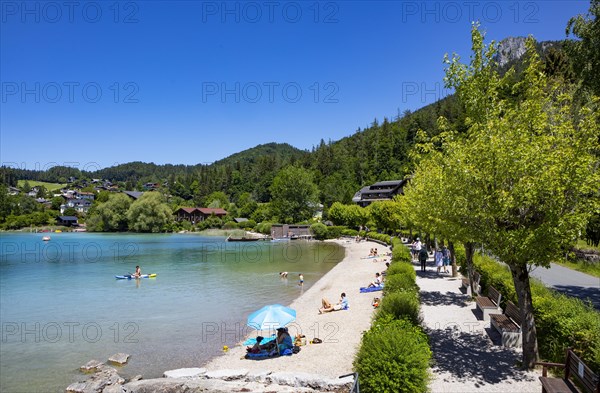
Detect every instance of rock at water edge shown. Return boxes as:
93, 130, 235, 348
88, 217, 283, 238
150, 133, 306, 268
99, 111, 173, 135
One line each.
80, 360, 103, 372
163, 368, 207, 379
108, 353, 130, 365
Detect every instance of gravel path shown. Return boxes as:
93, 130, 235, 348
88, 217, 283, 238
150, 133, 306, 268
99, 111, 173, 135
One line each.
414, 251, 542, 392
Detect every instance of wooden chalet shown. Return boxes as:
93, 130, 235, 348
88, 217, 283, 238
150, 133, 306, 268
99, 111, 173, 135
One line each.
175, 207, 228, 224
352, 179, 409, 207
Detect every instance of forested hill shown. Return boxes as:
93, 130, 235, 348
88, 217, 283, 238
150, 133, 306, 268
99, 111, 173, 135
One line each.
0, 35, 584, 207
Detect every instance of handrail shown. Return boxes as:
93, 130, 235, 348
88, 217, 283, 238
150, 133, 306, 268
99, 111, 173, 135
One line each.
339, 372, 359, 393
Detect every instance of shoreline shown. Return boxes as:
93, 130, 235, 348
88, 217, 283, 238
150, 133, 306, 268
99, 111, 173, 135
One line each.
202, 238, 389, 378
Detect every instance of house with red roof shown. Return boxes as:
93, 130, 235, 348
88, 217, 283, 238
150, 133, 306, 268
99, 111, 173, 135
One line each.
175, 207, 228, 224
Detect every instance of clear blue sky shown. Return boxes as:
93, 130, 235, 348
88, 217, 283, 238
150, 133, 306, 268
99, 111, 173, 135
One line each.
0, 1, 589, 171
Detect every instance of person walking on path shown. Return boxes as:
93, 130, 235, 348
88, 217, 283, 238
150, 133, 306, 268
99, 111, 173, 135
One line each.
412, 238, 422, 261
442, 246, 450, 274
419, 245, 428, 272
435, 248, 444, 274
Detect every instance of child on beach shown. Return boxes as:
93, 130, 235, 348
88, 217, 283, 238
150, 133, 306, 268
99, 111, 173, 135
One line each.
298, 273, 304, 286
246, 336, 264, 354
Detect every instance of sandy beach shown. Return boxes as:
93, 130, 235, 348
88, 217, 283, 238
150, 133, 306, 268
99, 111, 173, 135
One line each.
203, 238, 388, 378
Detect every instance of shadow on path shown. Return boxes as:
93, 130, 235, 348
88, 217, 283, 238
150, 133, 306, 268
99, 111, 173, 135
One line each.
551, 285, 600, 310
416, 270, 450, 280
420, 290, 471, 308
427, 328, 535, 385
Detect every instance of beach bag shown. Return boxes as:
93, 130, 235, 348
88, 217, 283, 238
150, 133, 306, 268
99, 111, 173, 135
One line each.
292, 345, 301, 354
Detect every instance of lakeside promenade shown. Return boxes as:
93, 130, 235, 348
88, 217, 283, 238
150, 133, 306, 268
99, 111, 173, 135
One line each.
73, 239, 546, 392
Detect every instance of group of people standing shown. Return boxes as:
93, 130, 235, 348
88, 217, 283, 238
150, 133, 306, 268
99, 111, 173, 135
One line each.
411, 238, 451, 273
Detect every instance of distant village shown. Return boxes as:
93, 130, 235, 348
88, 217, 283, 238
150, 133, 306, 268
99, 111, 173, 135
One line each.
5, 177, 407, 233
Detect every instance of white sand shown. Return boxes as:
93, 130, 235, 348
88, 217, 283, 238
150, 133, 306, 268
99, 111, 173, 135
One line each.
204, 239, 385, 378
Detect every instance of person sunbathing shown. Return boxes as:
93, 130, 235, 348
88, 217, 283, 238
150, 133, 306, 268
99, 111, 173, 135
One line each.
367, 272, 383, 288
319, 292, 348, 313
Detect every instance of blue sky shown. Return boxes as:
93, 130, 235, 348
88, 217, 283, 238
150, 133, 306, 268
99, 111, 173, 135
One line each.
0, 1, 589, 171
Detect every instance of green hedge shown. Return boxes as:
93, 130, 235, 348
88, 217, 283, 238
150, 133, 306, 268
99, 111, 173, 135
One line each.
367, 231, 392, 244
355, 240, 431, 392
472, 253, 600, 372
354, 316, 431, 393
383, 274, 419, 295
377, 291, 421, 325
386, 260, 416, 278
341, 228, 359, 236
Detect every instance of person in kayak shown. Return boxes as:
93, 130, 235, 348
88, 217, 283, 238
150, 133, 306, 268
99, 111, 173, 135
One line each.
133, 266, 142, 278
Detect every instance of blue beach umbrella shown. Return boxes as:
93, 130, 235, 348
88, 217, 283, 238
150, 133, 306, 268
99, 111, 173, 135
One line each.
247, 304, 296, 331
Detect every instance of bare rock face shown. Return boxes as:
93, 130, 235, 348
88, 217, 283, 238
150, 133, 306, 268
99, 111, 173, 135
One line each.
108, 353, 130, 365
496, 37, 527, 68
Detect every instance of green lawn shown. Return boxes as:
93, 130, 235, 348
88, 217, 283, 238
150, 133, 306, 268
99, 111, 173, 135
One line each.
575, 239, 600, 253
553, 239, 600, 278
554, 259, 600, 278
17, 180, 66, 192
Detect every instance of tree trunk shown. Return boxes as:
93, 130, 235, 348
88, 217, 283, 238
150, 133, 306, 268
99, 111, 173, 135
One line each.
449, 241, 458, 277
464, 242, 475, 295
509, 263, 539, 369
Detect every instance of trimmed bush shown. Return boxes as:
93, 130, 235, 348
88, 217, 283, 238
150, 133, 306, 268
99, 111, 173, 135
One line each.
377, 291, 421, 325
310, 223, 328, 240
392, 242, 412, 264
341, 228, 359, 236
326, 225, 345, 239
386, 262, 417, 280
367, 232, 391, 244
383, 273, 419, 294
354, 316, 431, 393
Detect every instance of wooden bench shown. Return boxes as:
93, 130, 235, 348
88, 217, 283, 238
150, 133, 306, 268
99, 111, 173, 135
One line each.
536, 348, 599, 393
475, 285, 501, 322
490, 301, 521, 348
461, 271, 481, 296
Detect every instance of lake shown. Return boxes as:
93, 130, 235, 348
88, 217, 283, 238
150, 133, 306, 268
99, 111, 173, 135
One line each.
0, 232, 344, 392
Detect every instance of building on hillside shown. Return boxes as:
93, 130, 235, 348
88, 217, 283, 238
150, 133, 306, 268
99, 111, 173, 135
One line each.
78, 192, 95, 201
175, 207, 228, 224
7, 186, 20, 195
352, 179, 408, 207
57, 216, 78, 226
61, 199, 92, 214
143, 182, 160, 190
27, 187, 40, 197
123, 191, 144, 200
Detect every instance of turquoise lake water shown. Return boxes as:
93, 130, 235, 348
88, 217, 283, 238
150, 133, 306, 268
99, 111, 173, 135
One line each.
0, 232, 344, 392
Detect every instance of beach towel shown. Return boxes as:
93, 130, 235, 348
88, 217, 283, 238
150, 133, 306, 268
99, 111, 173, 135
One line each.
243, 335, 276, 346
245, 350, 279, 359
360, 285, 384, 293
